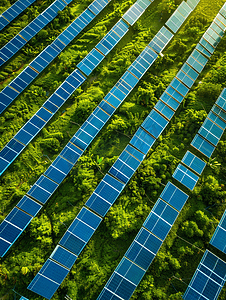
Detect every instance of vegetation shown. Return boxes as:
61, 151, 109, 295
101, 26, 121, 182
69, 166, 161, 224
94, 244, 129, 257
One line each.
0, 0, 226, 299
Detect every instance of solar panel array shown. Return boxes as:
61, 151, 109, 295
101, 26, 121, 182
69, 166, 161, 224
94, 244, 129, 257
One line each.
183, 250, 226, 300
0, 0, 158, 176
26, 2, 200, 298
192, 89, 226, 158
0, 0, 73, 67
97, 185, 188, 300
0, 0, 155, 258
0, 0, 112, 118
0, 0, 36, 31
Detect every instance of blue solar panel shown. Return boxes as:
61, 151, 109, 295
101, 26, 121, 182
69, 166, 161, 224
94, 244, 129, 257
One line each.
20, 297, 29, 300
173, 163, 199, 191
183, 250, 226, 300
122, 2, 147, 25
210, 210, 226, 254
99, 100, 115, 115
160, 91, 180, 111
160, 182, 189, 212
88, 0, 108, 15
216, 95, 226, 112
199, 37, 215, 55
77, 48, 105, 76
143, 199, 178, 240
191, 134, 215, 158
198, 118, 223, 146
98, 257, 145, 300
196, 43, 211, 58
165, 6, 186, 33
186, 50, 207, 73
50, 245, 77, 269
27, 175, 58, 204
60, 142, 83, 164
109, 146, 144, 183
125, 228, 162, 270
187, 0, 199, 9
128, 46, 158, 79
170, 78, 189, 97
96, 19, 129, 55
28, 259, 69, 299
44, 156, 73, 184
59, 208, 101, 256
148, 26, 173, 53
181, 151, 206, 175
141, 109, 168, 138
214, 14, 226, 31
129, 127, 155, 155
85, 174, 125, 217
208, 110, 226, 130
17, 196, 42, 217
165, 85, 184, 103
212, 103, 226, 121
154, 100, 175, 120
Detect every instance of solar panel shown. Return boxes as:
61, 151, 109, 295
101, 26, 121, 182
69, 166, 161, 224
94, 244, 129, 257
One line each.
130, 127, 156, 154
143, 199, 178, 240
196, 43, 212, 58
181, 151, 206, 175
148, 26, 173, 53
210, 210, 226, 254
208, 110, 226, 130
122, 1, 148, 25
50, 245, 77, 269
17, 196, 42, 217
173, 163, 199, 190
165, 3, 188, 33
214, 14, 226, 31
28, 259, 69, 299
85, 174, 125, 217
198, 118, 224, 146
19, 297, 29, 300
0, 207, 32, 257
187, 49, 208, 73
160, 181, 188, 211
170, 78, 189, 97
176, 63, 198, 88
77, 48, 105, 76
191, 134, 215, 158
199, 37, 215, 54
27, 175, 58, 204
128, 46, 158, 79
88, 0, 109, 15
96, 19, 129, 56
97, 257, 145, 300
212, 103, 226, 121
141, 109, 168, 138
109, 146, 144, 183
186, 0, 199, 10
183, 250, 226, 300
160, 91, 180, 111
125, 228, 162, 270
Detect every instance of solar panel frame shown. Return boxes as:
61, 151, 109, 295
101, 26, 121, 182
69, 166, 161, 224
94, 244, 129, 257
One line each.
198, 118, 224, 146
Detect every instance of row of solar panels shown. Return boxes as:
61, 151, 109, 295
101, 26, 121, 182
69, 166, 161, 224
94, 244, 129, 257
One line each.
183, 250, 226, 300
0, 0, 72, 66
0, 0, 157, 176
0, 0, 36, 31
98, 182, 189, 300
0, 0, 156, 258
0, 0, 111, 114
26, 1, 214, 297
172, 92, 226, 191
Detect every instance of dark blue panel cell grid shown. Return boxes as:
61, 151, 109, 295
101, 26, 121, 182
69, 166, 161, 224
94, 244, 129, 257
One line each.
181, 151, 206, 175
141, 109, 168, 139
191, 134, 215, 158
17, 195, 42, 217
173, 163, 199, 191
129, 127, 155, 155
